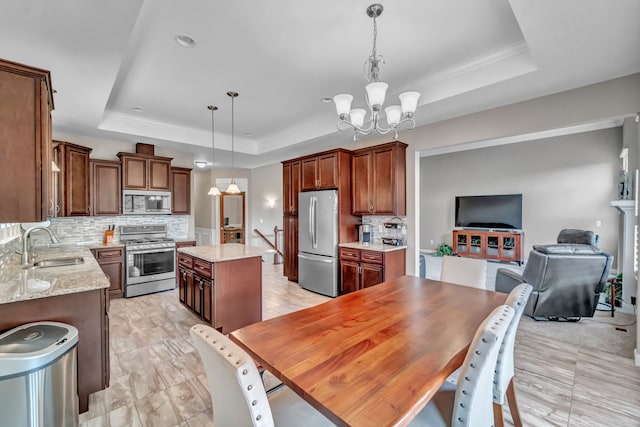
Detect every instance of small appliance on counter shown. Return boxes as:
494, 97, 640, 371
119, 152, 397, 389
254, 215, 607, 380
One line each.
359, 224, 372, 245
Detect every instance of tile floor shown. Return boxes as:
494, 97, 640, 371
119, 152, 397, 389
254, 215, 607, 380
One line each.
80, 263, 640, 426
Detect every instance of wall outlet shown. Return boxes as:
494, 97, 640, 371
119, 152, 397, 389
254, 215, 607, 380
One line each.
595, 219, 602, 227
430, 239, 434, 245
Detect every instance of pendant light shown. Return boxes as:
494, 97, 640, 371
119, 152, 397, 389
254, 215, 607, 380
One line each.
225, 91, 241, 194
207, 105, 221, 196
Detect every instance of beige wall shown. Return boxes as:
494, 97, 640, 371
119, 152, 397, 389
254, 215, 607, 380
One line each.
392, 73, 640, 276
249, 163, 283, 249
420, 128, 622, 258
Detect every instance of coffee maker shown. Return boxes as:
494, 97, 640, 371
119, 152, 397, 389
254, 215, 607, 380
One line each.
359, 224, 372, 245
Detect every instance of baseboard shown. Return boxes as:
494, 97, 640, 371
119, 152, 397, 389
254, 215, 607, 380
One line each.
635, 348, 640, 366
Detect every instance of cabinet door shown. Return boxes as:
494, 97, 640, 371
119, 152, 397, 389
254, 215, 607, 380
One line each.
283, 161, 301, 215
361, 263, 384, 288
340, 260, 360, 294
171, 168, 191, 214
301, 158, 318, 190
63, 144, 91, 216
149, 159, 171, 191
0, 61, 52, 223
283, 215, 299, 282
193, 275, 203, 316
371, 147, 395, 214
91, 160, 121, 216
317, 153, 338, 189
351, 152, 372, 215
202, 278, 213, 324
101, 260, 124, 297
178, 268, 188, 304
185, 270, 195, 311
122, 156, 147, 190
454, 231, 469, 255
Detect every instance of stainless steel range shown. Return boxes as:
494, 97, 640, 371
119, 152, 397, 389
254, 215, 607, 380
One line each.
120, 224, 176, 298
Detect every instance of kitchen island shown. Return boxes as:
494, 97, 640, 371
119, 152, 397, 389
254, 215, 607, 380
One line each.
177, 243, 265, 334
0, 245, 110, 413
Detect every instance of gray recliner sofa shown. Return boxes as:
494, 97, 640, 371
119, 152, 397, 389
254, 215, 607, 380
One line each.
495, 243, 612, 319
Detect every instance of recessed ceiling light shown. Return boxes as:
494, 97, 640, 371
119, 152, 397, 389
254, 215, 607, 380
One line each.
175, 34, 197, 48
321, 97, 332, 104
194, 161, 207, 168
244, 133, 252, 137
131, 107, 143, 112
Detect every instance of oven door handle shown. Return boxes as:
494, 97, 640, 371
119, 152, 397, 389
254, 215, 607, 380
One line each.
127, 247, 176, 254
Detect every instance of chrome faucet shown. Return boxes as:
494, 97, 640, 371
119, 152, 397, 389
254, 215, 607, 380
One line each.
21, 226, 60, 265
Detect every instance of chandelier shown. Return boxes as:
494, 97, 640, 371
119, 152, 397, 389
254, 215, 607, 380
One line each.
225, 91, 241, 194
333, 4, 420, 140
207, 105, 221, 196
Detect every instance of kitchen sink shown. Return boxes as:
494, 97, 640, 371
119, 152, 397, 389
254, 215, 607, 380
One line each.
30, 256, 84, 268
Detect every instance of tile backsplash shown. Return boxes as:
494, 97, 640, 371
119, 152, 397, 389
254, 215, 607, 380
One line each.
362, 216, 407, 243
30, 215, 190, 246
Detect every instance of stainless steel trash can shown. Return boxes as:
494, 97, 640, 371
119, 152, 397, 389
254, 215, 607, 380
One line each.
0, 321, 79, 427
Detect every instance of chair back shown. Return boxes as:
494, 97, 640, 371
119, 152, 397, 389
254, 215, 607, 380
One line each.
452, 304, 515, 426
440, 256, 487, 289
493, 283, 532, 405
190, 325, 274, 427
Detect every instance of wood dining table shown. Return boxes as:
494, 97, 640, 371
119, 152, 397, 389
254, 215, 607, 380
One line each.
230, 275, 507, 427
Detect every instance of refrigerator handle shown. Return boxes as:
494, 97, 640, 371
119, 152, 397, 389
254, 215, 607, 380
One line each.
311, 196, 317, 248
308, 196, 314, 247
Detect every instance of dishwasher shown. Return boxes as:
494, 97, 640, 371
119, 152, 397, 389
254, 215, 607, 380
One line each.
0, 321, 79, 427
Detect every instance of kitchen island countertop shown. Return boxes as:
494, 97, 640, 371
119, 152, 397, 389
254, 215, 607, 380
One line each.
177, 243, 266, 262
0, 245, 110, 304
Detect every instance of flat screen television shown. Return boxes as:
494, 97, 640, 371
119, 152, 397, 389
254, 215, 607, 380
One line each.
455, 194, 522, 230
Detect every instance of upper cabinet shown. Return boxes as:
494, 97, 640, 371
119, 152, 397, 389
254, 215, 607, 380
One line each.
171, 167, 191, 215
91, 160, 121, 216
0, 58, 54, 223
301, 151, 342, 191
282, 160, 301, 215
54, 141, 92, 216
352, 141, 407, 216
117, 153, 172, 191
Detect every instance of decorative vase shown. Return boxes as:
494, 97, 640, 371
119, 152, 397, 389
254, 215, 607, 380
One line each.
618, 170, 630, 200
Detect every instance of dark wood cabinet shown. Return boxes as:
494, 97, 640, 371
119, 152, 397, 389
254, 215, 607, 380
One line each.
282, 160, 301, 215
171, 167, 191, 214
91, 247, 125, 299
282, 149, 357, 282
176, 241, 196, 285
352, 141, 407, 215
0, 289, 109, 413
283, 215, 299, 281
118, 152, 172, 191
0, 59, 54, 223
54, 141, 92, 216
301, 152, 341, 191
177, 250, 262, 334
339, 246, 406, 294
91, 160, 121, 216
452, 230, 524, 265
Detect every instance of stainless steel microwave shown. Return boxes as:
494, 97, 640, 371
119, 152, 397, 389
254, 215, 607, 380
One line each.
122, 190, 172, 215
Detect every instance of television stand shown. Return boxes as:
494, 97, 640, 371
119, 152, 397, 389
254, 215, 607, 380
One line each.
452, 229, 524, 265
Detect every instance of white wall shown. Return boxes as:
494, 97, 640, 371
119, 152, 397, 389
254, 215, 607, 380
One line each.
420, 128, 622, 258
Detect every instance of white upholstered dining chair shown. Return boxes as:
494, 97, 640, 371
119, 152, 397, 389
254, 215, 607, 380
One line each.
440, 255, 487, 289
409, 304, 515, 427
442, 283, 532, 427
190, 324, 334, 427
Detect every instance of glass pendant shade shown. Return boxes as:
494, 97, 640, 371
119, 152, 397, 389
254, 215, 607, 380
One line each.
365, 82, 388, 109
350, 109, 367, 128
333, 94, 353, 117
384, 105, 402, 125
399, 91, 420, 114
208, 185, 221, 196
226, 180, 240, 194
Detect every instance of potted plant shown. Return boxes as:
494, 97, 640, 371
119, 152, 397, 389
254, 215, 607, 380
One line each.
434, 243, 453, 257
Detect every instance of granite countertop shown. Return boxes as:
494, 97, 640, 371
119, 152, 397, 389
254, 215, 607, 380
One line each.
339, 242, 408, 252
89, 241, 125, 250
178, 243, 266, 262
0, 245, 110, 305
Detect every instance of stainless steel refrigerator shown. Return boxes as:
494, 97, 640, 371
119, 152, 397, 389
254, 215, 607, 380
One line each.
298, 189, 339, 297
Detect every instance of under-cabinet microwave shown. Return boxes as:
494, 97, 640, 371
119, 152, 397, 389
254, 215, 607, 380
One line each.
123, 190, 172, 215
